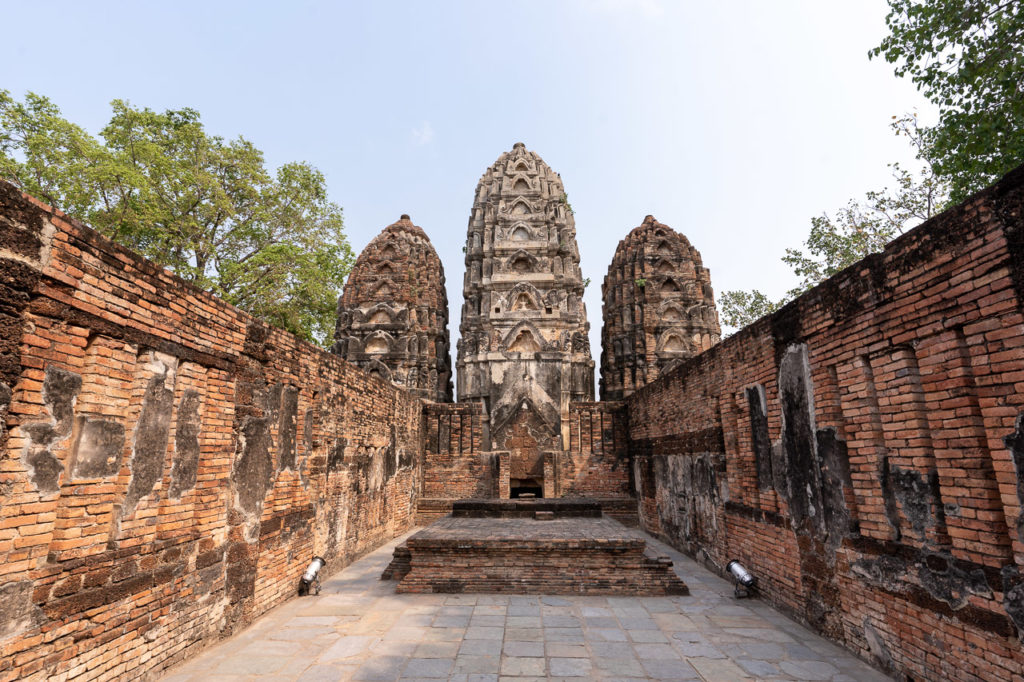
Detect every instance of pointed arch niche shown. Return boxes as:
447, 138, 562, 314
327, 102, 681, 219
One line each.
508, 250, 537, 274
508, 329, 542, 353
510, 199, 531, 217
512, 291, 538, 311
658, 329, 690, 354
661, 305, 684, 323
503, 321, 546, 354
510, 224, 531, 241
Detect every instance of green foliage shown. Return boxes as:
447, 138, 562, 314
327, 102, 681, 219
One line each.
0, 91, 108, 220
720, 118, 949, 333
718, 289, 782, 330
782, 134, 948, 298
634, 278, 647, 288
0, 91, 353, 345
871, 0, 1024, 202
560, 192, 575, 216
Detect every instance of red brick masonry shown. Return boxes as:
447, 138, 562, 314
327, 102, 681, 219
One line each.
627, 164, 1024, 680
4, 159, 1024, 682
386, 515, 688, 596
0, 183, 423, 681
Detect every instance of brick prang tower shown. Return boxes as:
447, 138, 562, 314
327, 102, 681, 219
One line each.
456, 143, 594, 455
600, 215, 721, 400
333, 215, 453, 402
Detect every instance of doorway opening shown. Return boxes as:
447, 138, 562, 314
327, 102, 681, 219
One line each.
510, 477, 543, 498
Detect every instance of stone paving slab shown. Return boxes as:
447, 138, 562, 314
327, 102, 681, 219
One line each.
160, 528, 892, 681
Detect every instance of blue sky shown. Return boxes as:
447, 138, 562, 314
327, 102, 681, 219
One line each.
2, 0, 933, 367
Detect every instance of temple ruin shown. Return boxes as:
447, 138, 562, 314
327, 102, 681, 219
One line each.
455, 143, 594, 497
332, 214, 453, 402
2, 146, 1024, 682
600, 215, 721, 400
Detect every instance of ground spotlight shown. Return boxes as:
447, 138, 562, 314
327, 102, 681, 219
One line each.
726, 559, 756, 598
300, 556, 326, 595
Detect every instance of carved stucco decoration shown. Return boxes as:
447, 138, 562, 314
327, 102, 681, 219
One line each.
456, 143, 594, 451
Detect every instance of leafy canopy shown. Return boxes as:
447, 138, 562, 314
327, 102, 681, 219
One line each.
871, 0, 1024, 202
718, 116, 949, 333
717, 290, 781, 332
718, 0, 1023, 332
0, 92, 353, 345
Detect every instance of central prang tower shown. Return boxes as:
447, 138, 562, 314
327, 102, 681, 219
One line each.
456, 143, 594, 486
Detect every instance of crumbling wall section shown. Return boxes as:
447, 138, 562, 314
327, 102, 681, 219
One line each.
418, 401, 633, 506
628, 164, 1024, 681
0, 182, 423, 682
561, 401, 631, 498
421, 402, 490, 501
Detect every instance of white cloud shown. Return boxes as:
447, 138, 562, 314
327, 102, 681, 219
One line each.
412, 120, 435, 146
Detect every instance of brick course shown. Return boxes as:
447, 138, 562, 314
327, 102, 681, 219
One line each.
627, 164, 1024, 681
389, 515, 688, 596
0, 182, 423, 682
417, 400, 635, 522
4, 154, 1024, 682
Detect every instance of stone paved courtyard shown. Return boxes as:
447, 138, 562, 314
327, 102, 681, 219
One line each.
160, 529, 892, 682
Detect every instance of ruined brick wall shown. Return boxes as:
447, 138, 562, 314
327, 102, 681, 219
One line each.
418, 401, 632, 505
421, 402, 490, 500
0, 183, 423, 682
560, 402, 631, 498
627, 164, 1024, 681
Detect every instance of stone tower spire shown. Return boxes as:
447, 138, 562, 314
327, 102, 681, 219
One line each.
600, 215, 720, 400
456, 143, 594, 464
333, 215, 453, 402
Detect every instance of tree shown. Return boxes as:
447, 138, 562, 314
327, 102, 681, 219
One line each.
871, 0, 1024, 202
718, 116, 949, 333
719, 0, 1021, 331
0, 92, 353, 345
718, 289, 782, 331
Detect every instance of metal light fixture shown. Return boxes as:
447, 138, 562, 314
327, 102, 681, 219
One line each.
726, 559, 756, 598
300, 556, 326, 595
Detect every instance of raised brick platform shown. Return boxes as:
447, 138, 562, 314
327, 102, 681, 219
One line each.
383, 512, 688, 595
415, 496, 640, 526
451, 498, 602, 518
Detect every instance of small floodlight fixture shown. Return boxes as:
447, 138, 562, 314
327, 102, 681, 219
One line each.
726, 559, 756, 598
300, 556, 326, 595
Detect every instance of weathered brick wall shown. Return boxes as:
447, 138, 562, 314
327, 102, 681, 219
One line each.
627, 164, 1024, 681
560, 401, 631, 498
0, 183, 423, 682
418, 401, 633, 503
421, 402, 490, 500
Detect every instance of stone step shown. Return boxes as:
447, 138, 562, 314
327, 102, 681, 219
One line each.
380, 545, 411, 581
414, 496, 641, 526
383, 515, 687, 596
